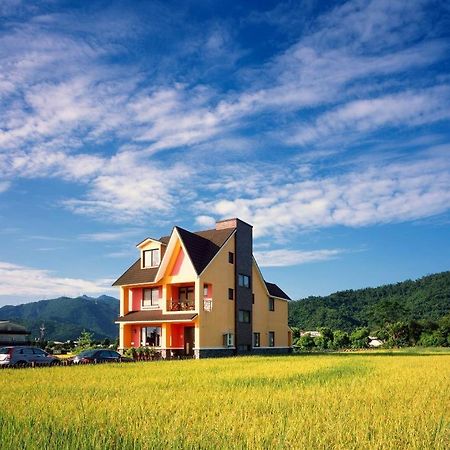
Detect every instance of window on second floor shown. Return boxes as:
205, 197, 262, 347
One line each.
143, 249, 160, 268
228, 252, 234, 264
268, 297, 275, 311
228, 288, 234, 300
238, 309, 251, 323
238, 274, 250, 288
142, 288, 160, 308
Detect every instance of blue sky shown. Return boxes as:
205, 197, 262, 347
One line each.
0, 0, 449, 306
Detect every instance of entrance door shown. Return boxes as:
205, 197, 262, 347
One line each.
184, 326, 195, 356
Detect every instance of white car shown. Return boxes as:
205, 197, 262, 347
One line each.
0, 346, 59, 367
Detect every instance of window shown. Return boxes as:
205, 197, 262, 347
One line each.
228, 288, 234, 300
142, 288, 160, 308
252, 293, 255, 304
228, 252, 234, 264
178, 286, 194, 300
253, 332, 261, 348
143, 249, 160, 268
142, 327, 161, 346
268, 331, 275, 347
203, 283, 212, 298
238, 274, 250, 288
238, 309, 251, 323
268, 297, 275, 311
223, 333, 234, 347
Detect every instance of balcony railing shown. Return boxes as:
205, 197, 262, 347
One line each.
168, 299, 195, 311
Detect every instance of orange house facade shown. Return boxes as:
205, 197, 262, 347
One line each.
114, 218, 292, 358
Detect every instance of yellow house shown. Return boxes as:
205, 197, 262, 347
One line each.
113, 218, 292, 358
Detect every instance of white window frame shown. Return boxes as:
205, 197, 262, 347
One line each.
223, 333, 234, 348
142, 287, 160, 309
143, 249, 160, 268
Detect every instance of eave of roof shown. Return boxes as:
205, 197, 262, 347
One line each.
264, 281, 292, 301
116, 311, 198, 323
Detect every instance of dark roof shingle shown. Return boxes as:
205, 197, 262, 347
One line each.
112, 227, 235, 286
265, 281, 291, 300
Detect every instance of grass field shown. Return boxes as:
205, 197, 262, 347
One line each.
0, 351, 449, 449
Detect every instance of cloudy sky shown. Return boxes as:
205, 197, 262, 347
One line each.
0, 0, 449, 306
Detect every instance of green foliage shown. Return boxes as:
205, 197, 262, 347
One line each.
350, 328, 370, 349
295, 334, 316, 351
73, 330, 96, 354
332, 330, 350, 349
289, 271, 450, 332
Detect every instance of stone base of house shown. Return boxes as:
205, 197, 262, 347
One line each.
251, 347, 292, 356
194, 347, 292, 358
194, 349, 236, 358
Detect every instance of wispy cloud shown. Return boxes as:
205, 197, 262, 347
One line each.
0, 261, 115, 299
79, 229, 142, 242
199, 150, 450, 237
254, 248, 344, 267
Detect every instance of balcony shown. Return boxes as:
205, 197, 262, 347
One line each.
167, 299, 195, 311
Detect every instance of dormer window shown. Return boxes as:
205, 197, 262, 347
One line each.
143, 249, 160, 268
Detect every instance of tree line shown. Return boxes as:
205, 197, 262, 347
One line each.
292, 314, 450, 350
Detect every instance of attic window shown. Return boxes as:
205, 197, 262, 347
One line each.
143, 249, 160, 268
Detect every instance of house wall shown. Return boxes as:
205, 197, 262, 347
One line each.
198, 233, 236, 349
252, 262, 290, 348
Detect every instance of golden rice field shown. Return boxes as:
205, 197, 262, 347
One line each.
0, 351, 449, 449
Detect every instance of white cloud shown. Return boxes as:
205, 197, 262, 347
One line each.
199, 151, 450, 237
254, 248, 344, 267
195, 215, 216, 228
291, 86, 450, 145
79, 230, 141, 242
0, 261, 116, 299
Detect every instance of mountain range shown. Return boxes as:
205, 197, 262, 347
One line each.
1, 270, 449, 341
289, 271, 450, 332
0, 295, 119, 341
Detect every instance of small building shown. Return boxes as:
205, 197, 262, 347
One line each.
114, 218, 292, 358
300, 331, 321, 338
368, 336, 384, 348
0, 321, 31, 346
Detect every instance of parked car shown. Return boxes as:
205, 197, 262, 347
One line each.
0, 346, 60, 367
71, 349, 133, 364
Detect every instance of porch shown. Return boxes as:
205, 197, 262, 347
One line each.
117, 312, 198, 357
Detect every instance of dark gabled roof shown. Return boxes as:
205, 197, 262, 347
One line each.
112, 260, 159, 286
112, 227, 235, 286
175, 226, 229, 275
265, 282, 291, 300
116, 311, 198, 322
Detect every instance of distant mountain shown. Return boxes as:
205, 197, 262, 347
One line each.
289, 271, 450, 332
0, 295, 119, 341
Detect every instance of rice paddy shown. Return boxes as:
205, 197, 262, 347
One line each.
1, 351, 449, 449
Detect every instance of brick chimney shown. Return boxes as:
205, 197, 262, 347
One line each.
215, 218, 252, 230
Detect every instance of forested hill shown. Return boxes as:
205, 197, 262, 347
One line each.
289, 271, 450, 332
0, 295, 119, 341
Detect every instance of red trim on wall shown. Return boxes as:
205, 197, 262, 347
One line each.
131, 288, 143, 311
171, 248, 185, 275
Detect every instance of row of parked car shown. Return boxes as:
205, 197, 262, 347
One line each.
0, 346, 133, 367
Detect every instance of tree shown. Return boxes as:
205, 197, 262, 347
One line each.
76, 330, 94, 351
385, 322, 409, 347
296, 334, 315, 351
318, 327, 333, 349
332, 330, 350, 349
350, 328, 369, 349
